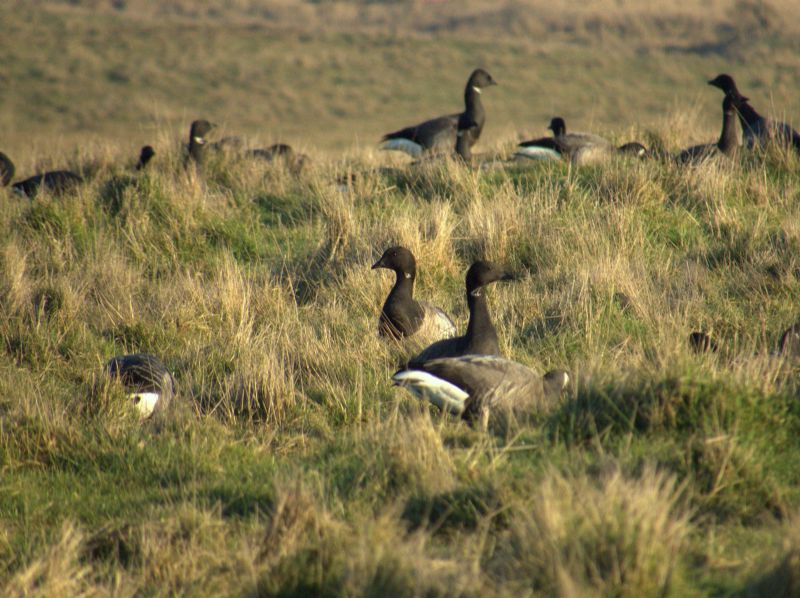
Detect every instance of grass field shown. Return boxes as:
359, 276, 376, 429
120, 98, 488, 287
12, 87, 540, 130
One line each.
2, 1, 800, 595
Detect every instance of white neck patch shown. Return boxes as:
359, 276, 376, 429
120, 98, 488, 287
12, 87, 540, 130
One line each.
192, 136, 205, 145
404, 272, 412, 279
472, 86, 482, 94
470, 288, 482, 297
130, 392, 159, 419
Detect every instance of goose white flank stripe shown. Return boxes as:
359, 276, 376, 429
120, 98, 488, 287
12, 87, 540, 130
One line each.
392, 369, 468, 415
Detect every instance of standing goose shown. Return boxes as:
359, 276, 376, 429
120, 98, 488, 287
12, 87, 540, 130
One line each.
708, 74, 800, 152
106, 353, 175, 419
381, 69, 497, 158
0, 152, 83, 198
678, 94, 739, 163
516, 117, 642, 165
372, 247, 456, 342
409, 260, 515, 367
393, 355, 570, 430
186, 119, 214, 167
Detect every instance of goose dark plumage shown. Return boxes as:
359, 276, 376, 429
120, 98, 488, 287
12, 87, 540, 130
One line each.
372, 247, 456, 342
393, 355, 570, 429
0, 152, 15, 186
106, 353, 175, 419
381, 69, 497, 159
187, 119, 214, 167
708, 74, 800, 152
688, 331, 718, 354
516, 117, 643, 164
0, 152, 83, 198
678, 94, 739, 163
136, 146, 155, 171
408, 260, 515, 367
247, 143, 309, 174
12, 170, 84, 198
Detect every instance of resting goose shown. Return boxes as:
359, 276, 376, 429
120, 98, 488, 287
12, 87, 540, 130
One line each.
393, 355, 570, 429
105, 353, 175, 419
381, 69, 497, 159
708, 74, 800, 152
372, 246, 456, 342
409, 260, 515, 367
678, 94, 739, 163
0, 152, 83, 198
516, 117, 643, 165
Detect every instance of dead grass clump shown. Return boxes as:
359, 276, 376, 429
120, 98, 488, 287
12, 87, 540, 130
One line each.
491, 466, 689, 596
5, 522, 94, 598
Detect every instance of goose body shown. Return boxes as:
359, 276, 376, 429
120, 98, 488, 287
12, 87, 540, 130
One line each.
372, 247, 456, 342
409, 260, 514, 367
247, 143, 309, 174
394, 355, 570, 429
381, 69, 497, 159
0, 152, 83, 198
708, 74, 800, 152
516, 117, 641, 165
105, 353, 175, 419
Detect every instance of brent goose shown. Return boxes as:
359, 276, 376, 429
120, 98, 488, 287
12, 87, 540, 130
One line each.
106, 353, 175, 419
708, 74, 800, 152
247, 143, 309, 174
778, 322, 800, 357
381, 69, 497, 158
516, 117, 641, 165
372, 247, 456, 341
187, 119, 214, 166
409, 260, 515, 367
393, 355, 570, 429
0, 152, 83, 198
688, 331, 719, 354
136, 146, 155, 171
678, 94, 739, 163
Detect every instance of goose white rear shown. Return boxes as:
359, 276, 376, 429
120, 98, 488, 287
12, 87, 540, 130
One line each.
392, 370, 467, 415
379, 138, 424, 157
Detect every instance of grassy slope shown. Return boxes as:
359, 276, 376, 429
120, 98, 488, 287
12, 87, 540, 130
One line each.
2, 1, 800, 595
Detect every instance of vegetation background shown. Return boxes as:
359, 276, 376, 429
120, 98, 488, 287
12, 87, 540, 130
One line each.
2, 0, 800, 595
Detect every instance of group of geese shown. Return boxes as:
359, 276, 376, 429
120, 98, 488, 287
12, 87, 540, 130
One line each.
2, 69, 799, 427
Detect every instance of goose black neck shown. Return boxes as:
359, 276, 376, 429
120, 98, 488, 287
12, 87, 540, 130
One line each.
188, 141, 205, 164
464, 85, 485, 121
388, 270, 415, 301
718, 108, 739, 154
465, 289, 498, 352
